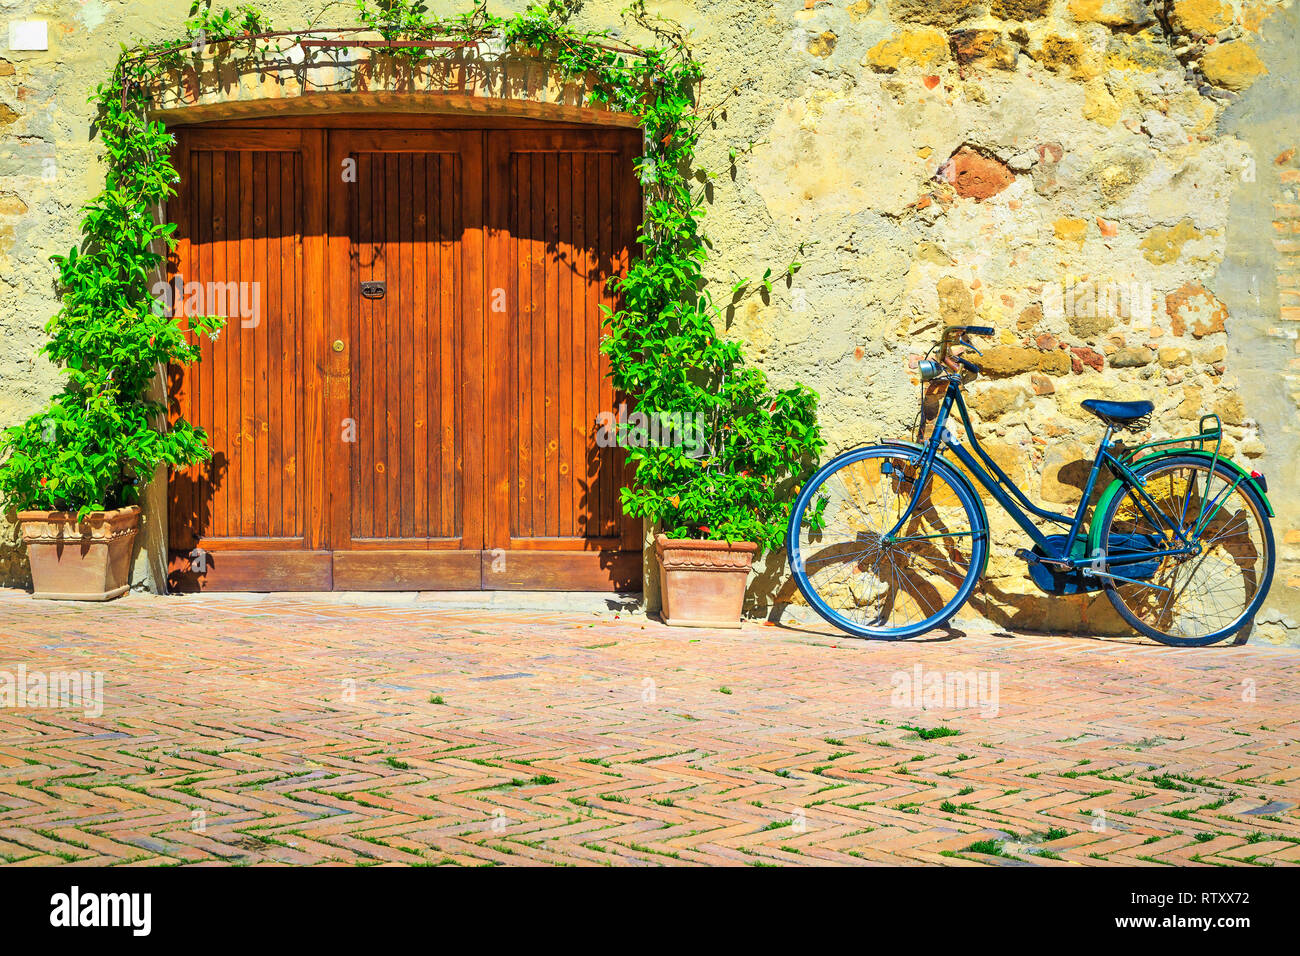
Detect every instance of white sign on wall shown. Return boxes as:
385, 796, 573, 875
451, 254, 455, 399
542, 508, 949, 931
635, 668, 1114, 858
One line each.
8, 21, 49, 52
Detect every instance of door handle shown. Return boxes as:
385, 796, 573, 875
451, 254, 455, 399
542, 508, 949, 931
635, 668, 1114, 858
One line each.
332, 340, 345, 353
360, 280, 385, 299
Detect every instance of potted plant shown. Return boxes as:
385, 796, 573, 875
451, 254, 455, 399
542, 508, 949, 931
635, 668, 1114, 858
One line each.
628, 371, 821, 627
604, 226, 824, 626
0, 82, 220, 600
591, 36, 824, 628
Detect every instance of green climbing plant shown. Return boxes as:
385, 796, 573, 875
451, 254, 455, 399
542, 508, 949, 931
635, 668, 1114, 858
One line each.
0, 75, 222, 517
1, 0, 824, 553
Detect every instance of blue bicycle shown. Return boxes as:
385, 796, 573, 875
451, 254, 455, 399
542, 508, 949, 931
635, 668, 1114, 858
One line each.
786, 325, 1275, 646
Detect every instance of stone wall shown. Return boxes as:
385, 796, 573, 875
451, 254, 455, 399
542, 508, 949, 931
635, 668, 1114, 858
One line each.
0, 0, 1296, 641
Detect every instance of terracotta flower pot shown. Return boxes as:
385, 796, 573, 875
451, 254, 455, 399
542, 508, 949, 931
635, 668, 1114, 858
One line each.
655, 533, 757, 629
17, 505, 141, 601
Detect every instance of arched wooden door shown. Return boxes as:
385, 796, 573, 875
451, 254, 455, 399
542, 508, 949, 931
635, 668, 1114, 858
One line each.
166, 120, 642, 592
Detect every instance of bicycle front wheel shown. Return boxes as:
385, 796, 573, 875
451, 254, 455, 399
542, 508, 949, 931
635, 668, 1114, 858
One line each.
786, 445, 988, 639
1098, 454, 1275, 647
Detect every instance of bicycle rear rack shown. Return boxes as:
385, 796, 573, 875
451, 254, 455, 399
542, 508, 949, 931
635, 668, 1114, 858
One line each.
1120, 413, 1223, 473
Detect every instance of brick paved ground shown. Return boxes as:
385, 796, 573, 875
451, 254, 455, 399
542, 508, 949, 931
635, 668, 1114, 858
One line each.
1, 589, 1298, 867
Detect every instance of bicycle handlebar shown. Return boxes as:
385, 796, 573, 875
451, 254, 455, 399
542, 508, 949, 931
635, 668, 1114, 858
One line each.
933, 326, 995, 378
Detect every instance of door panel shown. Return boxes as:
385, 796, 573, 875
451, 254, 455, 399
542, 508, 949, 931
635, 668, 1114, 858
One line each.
167, 129, 327, 590
325, 131, 484, 588
485, 130, 642, 590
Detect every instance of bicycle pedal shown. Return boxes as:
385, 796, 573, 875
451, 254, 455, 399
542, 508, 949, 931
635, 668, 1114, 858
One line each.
1014, 548, 1039, 565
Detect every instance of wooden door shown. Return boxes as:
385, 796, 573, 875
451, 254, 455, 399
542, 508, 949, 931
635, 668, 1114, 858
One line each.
166, 129, 329, 590
484, 130, 642, 590
167, 121, 641, 592
325, 131, 485, 589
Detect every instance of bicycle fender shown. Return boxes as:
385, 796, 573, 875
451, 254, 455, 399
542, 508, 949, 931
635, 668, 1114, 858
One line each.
877, 440, 992, 577
1086, 450, 1275, 556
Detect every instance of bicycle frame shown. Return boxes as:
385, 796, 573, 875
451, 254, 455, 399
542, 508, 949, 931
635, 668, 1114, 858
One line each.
884, 375, 1200, 573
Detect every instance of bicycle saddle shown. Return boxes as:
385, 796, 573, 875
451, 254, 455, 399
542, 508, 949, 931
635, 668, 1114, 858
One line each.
1080, 398, 1154, 428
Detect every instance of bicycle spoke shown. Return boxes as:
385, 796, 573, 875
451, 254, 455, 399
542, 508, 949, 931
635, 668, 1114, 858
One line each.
1105, 461, 1270, 643
792, 450, 982, 638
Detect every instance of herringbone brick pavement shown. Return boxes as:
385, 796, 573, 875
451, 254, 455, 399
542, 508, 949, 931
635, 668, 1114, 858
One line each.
1, 590, 1297, 866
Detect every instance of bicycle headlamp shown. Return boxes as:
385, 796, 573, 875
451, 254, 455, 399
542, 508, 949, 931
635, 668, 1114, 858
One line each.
918, 358, 941, 382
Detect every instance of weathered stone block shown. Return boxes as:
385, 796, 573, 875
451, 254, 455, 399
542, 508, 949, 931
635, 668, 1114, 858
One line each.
937, 275, 976, 325
0, 191, 28, 215
977, 346, 1068, 377
977, 440, 1034, 487
1178, 385, 1204, 419
1140, 219, 1202, 265
1053, 217, 1088, 243
1169, 0, 1234, 37
1200, 42, 1268, 92
1070, 346, 1105, 372
917, 241, 955, 266
808, 31, 838, 58
1068, 0, 1155, 27
1158, 346, 1193, 367
1041, 442, 1091, 503
1091, 154, 1150, 204
1215, 393, 1246, 425
1018, 304, 1043, 331
1165, 281, 1228, 337
948, 29, 1020, 71
1031, 35, 1099, 78
967, 383, 1028, 419
1109, 346, 1154, 367
1082, 79, 1121, 126
865, 28, 949, 72
938, 146, 1015, 200
989, 0, 1050, 19
979, 346, 1040, 376
892, 0, 986, 28
1067, 309, 1114, 339
1039, 350, 1072, 375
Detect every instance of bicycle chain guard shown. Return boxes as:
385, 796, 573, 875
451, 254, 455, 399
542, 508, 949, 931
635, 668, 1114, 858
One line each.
1023, 533, 1162, 596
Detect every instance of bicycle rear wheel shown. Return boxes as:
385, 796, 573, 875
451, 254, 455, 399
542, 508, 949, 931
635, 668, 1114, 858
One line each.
1098, 454, 1274, 647
786, 445, 988, 639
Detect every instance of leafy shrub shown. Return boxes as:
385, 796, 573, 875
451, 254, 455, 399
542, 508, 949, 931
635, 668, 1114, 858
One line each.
0, 82, 221, 517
